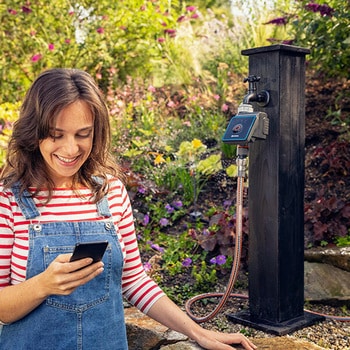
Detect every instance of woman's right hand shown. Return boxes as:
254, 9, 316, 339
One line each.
0, 254, 104, 324
38, 254, 104, 297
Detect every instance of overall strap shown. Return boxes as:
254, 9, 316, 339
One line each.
93, 176, 112, 218
96, 196, 111, 218
11, 183, 40, 220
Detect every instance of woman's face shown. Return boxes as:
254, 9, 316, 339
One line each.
39, 100, 94, 187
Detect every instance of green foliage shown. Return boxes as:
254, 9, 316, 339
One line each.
336, 234, 350, 247
293, 0, 350, 78
264, 0, 350, 78
304, 140, 350, 247
0, 102, 20, 168
0, 0, 184, 102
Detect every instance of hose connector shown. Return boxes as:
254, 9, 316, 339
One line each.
236, 146, 249, 178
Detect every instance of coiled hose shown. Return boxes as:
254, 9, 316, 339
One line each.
184, 147, 350, 323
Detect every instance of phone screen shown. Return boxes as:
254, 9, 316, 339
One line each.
70, 241, 108, 263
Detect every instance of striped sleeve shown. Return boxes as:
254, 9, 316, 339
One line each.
0, 188, 15, 288
108, 180, 165, 313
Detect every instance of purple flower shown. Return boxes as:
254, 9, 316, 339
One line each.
223, 200, 232, 208
138, 187, 146, 194
172, 200, 183, 209
318, 4, 334, 16
143, 262, 152, 272
216, 255, 227, 265
182, 258, 192, 267
48, 43, 54, 51
142, 214, 150, 226
159, 218, 169, 227
305, 3, 334, 16
151, 243, 164, 253
202, 228, 210, 236
165, 204, 174, 214
210, 257, 217, 264
97, 27, 104, 34
264, 17, 287, 25
210, 255, 227, 265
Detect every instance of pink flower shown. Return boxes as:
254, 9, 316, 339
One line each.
186, 6, 196, 12
48, 43, 54, 51
157, 37, 165, 43
97, 27, 104, 34
213, 94, 220, 100
109, 67, 117, 75
190, 13, 199, 19
22, 6, 32, 14
177, 15, 186, 23
221, 104, 229, 112
148, 85, 156, 93
167, 101, 176, 108
164, 29, 176, 37
8, 9, 17, 15
31, 54, 42, 62
65, 38, 71, 44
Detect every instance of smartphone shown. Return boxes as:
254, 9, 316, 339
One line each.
70, 241, 108, 263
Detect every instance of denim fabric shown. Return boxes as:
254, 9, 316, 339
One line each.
0, 187, 128, 350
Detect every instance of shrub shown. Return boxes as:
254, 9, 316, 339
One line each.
264, 0, 350, 78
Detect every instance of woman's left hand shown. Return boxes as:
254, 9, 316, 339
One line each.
195, 328, 257, 350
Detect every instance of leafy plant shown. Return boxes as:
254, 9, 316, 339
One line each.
336, 234, 350, 247
264, 0, 350, 78
304, 140, 350, 246
0, 102, 20, 168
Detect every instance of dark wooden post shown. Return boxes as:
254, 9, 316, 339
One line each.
227, 45, 324, 334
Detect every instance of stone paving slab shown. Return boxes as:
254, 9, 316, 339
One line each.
124, 307, 325, 350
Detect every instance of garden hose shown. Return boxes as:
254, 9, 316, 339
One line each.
184, 146, 248, 323
184, 145, 350, 324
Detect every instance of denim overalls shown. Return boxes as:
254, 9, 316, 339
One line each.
0, 186, 128, 350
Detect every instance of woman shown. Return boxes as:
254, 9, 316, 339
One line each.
0, 68, 257, 350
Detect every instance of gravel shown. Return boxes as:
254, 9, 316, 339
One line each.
187, 294, 350, 349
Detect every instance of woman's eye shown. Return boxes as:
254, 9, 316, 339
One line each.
77, 132, 92, 138
49, 134, 63, 139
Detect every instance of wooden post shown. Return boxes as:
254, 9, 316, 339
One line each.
227, 45, 324, 334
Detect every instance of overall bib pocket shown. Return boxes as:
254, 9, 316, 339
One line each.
43, 244, 113, 311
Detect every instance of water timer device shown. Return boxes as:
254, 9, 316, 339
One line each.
222, 112, 269, 145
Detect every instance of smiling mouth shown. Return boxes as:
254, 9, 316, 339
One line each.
55, 155, 80, 164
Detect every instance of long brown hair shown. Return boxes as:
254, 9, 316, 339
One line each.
1, 68, 121, 203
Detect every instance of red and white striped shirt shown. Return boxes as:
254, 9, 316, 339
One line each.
0, 179, 164, 313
